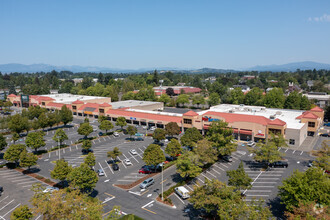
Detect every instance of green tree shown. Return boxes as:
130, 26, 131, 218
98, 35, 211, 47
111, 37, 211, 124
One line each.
264, 88, 285, 108
84, 117, 89, 123
194, 139, 217, 165
107, 147, 122, 161
126, 125, 137, 139
31, 119, 40, 131
105, 205, 122, 220
81, 140, 92, 151
252, 142, 284, 165
25, 131, 45, 153
176, 94, 189, 107
300, 95, 311, 110
278, 167, 330, 212
47, 112, 58, 128
207, 121, 236, 156
208, 92, 220, 106
158, 94, 171, 105
314, 141, 329, 171
115, 117, 127, 130
165, 139, 182, 157
244, 87, 263, 106
19, 150, 38, 170
78, 123, 93, 139
97, 115, 107, 123
143, 144, 165, 167
176, 151, 202, 179
226, 161, 252, 190
229, 87, 245, 104
189, 179, 273, 219
59, 105, 73, 125
180, 127, 203, 147
30, 185, 103, 219
8, 114, 29, 134
11, 132, 20, 144
192, 95, 205, 107
52, 128, 68, 147
99, 120, 114, 134
0, 133, 8, 151
284, 91, 301, 109
152, 128, 166, 142
269, 133, 288, 148
84, 152, 96, 169
165, 122, 180, 137
68, 163, 98, 192
4, 144, 26, 164
51, 159, 72, 182
122, 91, 135, 100
38, 113, 49, 131
10, 205, 33, 220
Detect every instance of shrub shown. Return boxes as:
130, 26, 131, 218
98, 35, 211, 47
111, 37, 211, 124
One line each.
35, 175, 43, 180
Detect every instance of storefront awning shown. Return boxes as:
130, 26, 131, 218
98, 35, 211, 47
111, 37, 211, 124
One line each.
240, 130, 252, 135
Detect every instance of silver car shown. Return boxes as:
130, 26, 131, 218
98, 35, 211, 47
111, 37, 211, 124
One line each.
140, 178, 154, 189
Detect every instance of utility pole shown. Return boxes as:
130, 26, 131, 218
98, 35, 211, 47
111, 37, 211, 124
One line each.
162, 164, 164, 201
58, 140, 60, 160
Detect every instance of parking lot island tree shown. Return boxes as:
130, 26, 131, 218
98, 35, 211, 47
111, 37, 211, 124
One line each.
84, 152, 96, 169
37, 112, 49, 131
189, 179, 273, 219
30, 185, 103, 219
81, 139, 92, 151
25, 131, 46, 153
314, 141, 329, 171
143, 144, 165, 167
207, 121, 236, 156
31, 119, 40, 131
52, 128, 68, 147
8, 114, 29, 134
77, 122, 93, 139
226, 161, 252, 191
107, 147, 122, 162
115, 117, 127, 130
68, 163, 98, 192
176, 151, 202, 179
0, 133, 8, 151
252, 142, 284, 165
19, 149, 38, 170
10, 205, 33, 220
51, 159, 72, 183
4, 144, 26, 165
97, 115, 107, 123
11, 132, 20, 144
165, 122, 180, 137
99, 120, 114, 134
165, 138, 182, 158
152, 128, 166, 142
126, 125, 137, 139
194, 139, 217, 165
59, 105, 73, 126
180, 127, 203, 148
158, 93, 171, 105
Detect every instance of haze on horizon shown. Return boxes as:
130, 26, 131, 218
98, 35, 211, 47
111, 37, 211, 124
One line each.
0, 0, 329, 70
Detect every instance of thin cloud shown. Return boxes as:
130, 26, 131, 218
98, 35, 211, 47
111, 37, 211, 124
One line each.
308, 14, 330, 22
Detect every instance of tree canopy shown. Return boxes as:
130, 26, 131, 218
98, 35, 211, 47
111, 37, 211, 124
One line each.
52, 128, 68, 146
68, 163, 98, 192
176, 151, 202, 179
4, 144, 26, 164
25, 131, 45, 152
152, 128, 166, 142
115, 117, 127, 129
19, 150, 38, 170
165, 138, 182, 158
226, 161, 252, 190
99, 120, 114, 134
142, 144, 165, 166
77, 123, 93, 139
165, 122, 180, 137
180, 127, 203, 147
51, 159, 72, 182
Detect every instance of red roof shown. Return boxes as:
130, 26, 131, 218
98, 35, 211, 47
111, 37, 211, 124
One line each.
106, 109, 182, 123
268, 118, 286, 126
72, 100, 84, 104
183, 110, 199, 117
7, 94, 16, 97
296, 111, 318, 119
203, 111, 272, 126
47, 102, 72, 109
78, 103, 100, 112
99, 103, 111, 107
310, 106, 323, 112
36, 96, 55, 101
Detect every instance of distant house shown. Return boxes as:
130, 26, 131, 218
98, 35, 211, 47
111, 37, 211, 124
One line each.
204, 77, 217, 84
233, 85, 250, 93
304, 92, 330, 108
286, 82, 302, 94
73, 78, 83, 85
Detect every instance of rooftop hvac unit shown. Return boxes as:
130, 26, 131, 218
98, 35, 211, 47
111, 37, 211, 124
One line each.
276, 111, 282, 115
229, 110, 234, 113
261, 107, 266, 111
269, 115, 276, 120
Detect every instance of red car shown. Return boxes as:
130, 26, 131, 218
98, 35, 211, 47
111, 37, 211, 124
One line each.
139, 168, 152, 174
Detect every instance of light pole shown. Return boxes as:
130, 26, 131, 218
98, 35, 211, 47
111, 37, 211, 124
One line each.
58, 140, 60, 160
161, 164, 164, 201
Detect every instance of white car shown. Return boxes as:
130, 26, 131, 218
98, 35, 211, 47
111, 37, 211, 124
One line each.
97, 169, 105, 176
113, 132, 119, 137
142, 126, 148, 130
130, 149, 138, 155
247, 141, 256, 147
150, 126, 156, 131
124, 159, 132, 166
43, 187, 59, 193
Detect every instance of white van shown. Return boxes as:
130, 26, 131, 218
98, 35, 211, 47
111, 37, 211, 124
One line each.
174, 186, 190, 199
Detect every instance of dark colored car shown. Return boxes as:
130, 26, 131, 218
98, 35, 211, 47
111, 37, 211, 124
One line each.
81, 149, 93, 154
112, 163, 119, 171
0, 186, 3, 196
268, 161, 288, 168
324, 122, 330, 127
320, 133, 329, 137
165, 156, 174, 162
222, 155, 233, 162
134, 137, 144, 141
98, 132, 103, 136
139, 168, 152, 174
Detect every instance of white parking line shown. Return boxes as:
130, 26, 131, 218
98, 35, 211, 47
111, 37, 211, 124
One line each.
206, 170, 217, 178
201, 173, 211, 181
252, 186, 275, 188
243, 171, 263, 195
174, 193, 185, 204
185, 185, 193, 191
117, 156, 125, 169
129, 152, 139, 163
292, 150, 296, 154
244, 190, 272, 192
300, 151, 304, 155
211, 168, 221, 175
0, 199, 14, 211
105, 160, 114, 174
278, 147, 281, 151
98, 162, 107, 178
0, 196, 9, 203
2, 203, 21, 218
213, 164, 225, 171
245, 194, 269, 197
219, 163, 228, 168
17, 180, 38, 184
196, 177, 204, 183
285, 148, 288, 152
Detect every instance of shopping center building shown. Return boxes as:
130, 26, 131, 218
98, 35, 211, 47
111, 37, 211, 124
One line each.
7, 94, 324, 148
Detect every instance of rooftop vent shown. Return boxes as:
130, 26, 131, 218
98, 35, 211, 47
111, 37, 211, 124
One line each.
276, 111, 282, 115
269, 115, 276, 120
229, 110, 234, 113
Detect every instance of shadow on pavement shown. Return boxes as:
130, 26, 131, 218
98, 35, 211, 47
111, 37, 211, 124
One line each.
267, 197, 286, 219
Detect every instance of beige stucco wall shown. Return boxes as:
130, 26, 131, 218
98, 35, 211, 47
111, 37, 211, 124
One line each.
130, 102, 164, 111
83, 97, 111, 104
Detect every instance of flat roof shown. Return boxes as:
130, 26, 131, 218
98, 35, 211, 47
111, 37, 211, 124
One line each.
110, 100, 161, 109
199, 104, 305, 129
161, 107, 200, 114
40, 93, 106, 104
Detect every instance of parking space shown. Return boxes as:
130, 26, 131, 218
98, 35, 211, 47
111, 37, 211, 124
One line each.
0, 194, 22, 220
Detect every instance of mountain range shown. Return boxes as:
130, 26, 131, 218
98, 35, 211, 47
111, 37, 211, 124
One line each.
0, 61, 329, 73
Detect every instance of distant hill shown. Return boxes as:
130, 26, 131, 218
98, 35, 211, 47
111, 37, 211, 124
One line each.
247, 61, 330, 72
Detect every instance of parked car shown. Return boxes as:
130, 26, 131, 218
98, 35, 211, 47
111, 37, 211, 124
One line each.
124, 159, 132, 166
222, 155, 233, 162
134, 137, 144, 141
130, 149, 138, 155
175, 186, 190, 199
268, 161, 288, 168
142, 126, 148, 130
150, 126, 156, 131
139, 168, 152, 174
112, 163, 119, 171
97, 169, 105, 176
43, 186, 59, 193
165, 156, 174, 162
0, 186, 3, 196
113, 132, 119, 137
98, 132, 103, 136
320, 133, 329, 137
247, 141, 256, 147
81, 149, 93, 154
324, 122, 330, 127
308, 160, 314, 167
140, 178, 154, 189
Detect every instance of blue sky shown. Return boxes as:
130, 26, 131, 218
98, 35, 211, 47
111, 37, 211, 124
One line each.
0, 0, 329, 69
